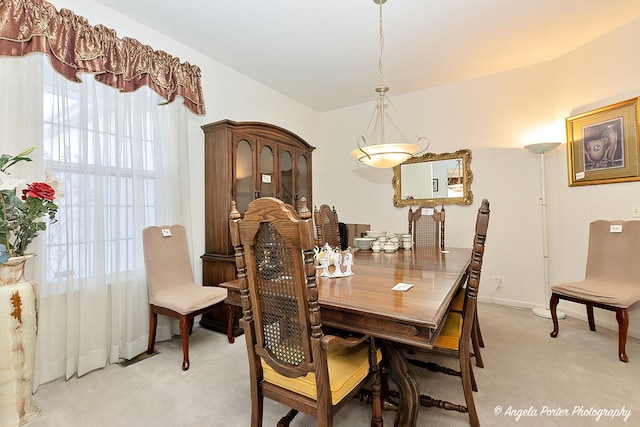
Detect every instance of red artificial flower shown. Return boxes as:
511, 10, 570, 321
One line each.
22, 182, 56, 201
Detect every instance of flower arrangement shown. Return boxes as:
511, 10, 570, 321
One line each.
0, 147, 62, 264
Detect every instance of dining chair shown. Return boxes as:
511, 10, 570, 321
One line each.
229, 197, 383, 427
550, 220, 640, 362
409, 203, 485, 367
143, 224, 231, 370
408, 205, 445, 251
450, 280, 485, 368
314, 204, 342, 249
403, 199, 490, 427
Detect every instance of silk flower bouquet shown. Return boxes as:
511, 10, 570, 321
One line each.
0, 147, 62, 264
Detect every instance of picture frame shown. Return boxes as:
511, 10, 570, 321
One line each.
566, 97, 640, 186
432, 178, 439, 192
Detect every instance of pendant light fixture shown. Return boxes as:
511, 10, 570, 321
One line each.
351, 0, 428, 168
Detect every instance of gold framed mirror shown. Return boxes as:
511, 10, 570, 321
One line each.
392, 149, 473, 207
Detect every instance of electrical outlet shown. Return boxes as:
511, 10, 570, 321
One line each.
633, 203, 640, 218
492, 275, 504, 284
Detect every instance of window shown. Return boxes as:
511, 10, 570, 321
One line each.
42, 62, 161, 289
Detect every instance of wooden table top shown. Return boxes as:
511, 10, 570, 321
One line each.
318, 247, 471, 331
222, 246, 471, 348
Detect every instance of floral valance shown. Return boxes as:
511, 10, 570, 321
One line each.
0, 0, 205, 115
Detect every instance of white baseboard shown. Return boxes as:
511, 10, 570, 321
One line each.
478, 295, 640, 340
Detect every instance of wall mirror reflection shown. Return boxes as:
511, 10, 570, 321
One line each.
392, 149, 473, 207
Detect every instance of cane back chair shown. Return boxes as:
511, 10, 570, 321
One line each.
408, 205, 445, 251
229, 197, 383, 427
404, 199, 490, 427
314, 204, 341, 249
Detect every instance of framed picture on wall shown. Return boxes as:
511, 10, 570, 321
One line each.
432, 179, 439, 192
566, 97, 640, 186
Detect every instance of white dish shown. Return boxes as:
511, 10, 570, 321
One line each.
365, 230, 387, 239
353, 237, 376, 250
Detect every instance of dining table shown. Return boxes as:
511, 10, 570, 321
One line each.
221, 246, 472, 427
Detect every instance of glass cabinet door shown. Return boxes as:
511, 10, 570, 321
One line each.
259, 144, 275, 198
235, 139, 254, 213
280, 151, 293, 205
296, 154, 309, 210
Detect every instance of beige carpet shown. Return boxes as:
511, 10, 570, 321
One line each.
29, 302, 639, 426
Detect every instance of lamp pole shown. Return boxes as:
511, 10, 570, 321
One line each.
524, 142, 566, 319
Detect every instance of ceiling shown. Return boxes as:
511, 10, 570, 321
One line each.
91, 0, 640, 112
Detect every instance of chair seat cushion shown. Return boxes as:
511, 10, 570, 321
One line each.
434, 312, 463, 351
551, 279, 640, 308
150, 284, 227, 314
261, 345, 382, 405
451, 288, 465, 312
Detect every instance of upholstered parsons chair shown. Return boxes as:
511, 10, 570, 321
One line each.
229, 197, 383, 427
143, 224, 230, 370
550, 220, 640, 362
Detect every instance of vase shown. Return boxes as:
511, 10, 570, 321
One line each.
0, 254, 40, 427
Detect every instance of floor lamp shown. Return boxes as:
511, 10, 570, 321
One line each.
525, 142, 566, 319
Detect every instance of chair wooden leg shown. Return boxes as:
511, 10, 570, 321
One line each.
179, 315, 191, 370
226, 304, 235, 344
471, 319, 484, 368
550, 293, 560, 338
379, 360, 398, 412
460, 341, 479, 427
276, 409, 298, 427
469, 359, 477, 392
616, 308, 629, 362
147, 305, 157, 354
475, 312, 485, 348
369, 340, 383, 427
370, 369, 383, 427
587, 304, 596, 331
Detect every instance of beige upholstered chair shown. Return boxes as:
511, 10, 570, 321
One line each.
550, 220, 640, 362
409, 205, 445, 251
403, 199, 490, 427
229, 197, 383, 427
314, 204, 341, 249
143, 224, 230, 370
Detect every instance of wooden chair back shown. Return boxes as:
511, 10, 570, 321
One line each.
229, 197, 382, 426
409, 205, 445, 251
462, 199, 490, 340
314, 204, 341, 249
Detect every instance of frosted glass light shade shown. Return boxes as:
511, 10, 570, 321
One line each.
524, 142, 561, 154
351, 143, 421, 168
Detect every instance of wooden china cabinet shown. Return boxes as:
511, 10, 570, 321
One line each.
199, 119, 314, 336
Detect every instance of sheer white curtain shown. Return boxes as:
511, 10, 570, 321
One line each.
1, 55, 192, 387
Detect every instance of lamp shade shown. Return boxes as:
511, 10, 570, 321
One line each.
524, 142, 561, 154
351, 143, 421, 168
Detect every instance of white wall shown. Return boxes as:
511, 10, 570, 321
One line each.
26, 2, 640, 338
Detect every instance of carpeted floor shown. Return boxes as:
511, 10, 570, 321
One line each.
29, 301, 639, 426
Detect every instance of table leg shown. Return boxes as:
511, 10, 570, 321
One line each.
381, 340, 419, 427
